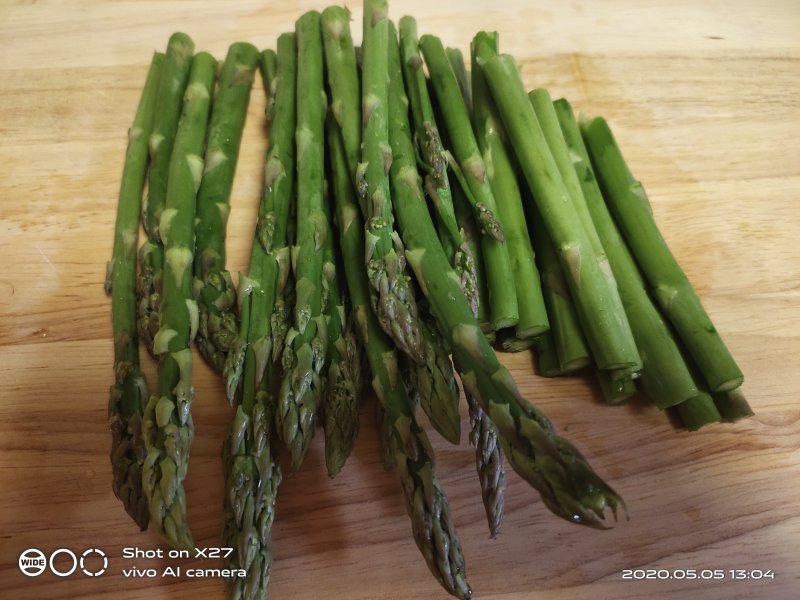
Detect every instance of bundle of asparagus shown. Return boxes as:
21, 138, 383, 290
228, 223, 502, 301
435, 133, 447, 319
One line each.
106, 1, 749, 598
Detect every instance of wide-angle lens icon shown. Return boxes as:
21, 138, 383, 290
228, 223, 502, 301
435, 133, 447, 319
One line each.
18, 548, 47, 577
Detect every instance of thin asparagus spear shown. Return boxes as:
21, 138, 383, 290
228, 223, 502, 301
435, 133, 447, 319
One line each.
142, 51, 217, 550
194, 42, 260, 376
447, 47, 473, 117
359, 0, 426, 362
472, 32, 548, 341
581, 116, 744, 393
276, 11, 329, 469
137, 33, 194, 355
555, 98, 701, 407
420, 33, 519, 331
106, 52, 163, 531
532, 333, 562, 377
474, 41, 639, 374
389, 26, 623, 529
399, 16, 478, 315
328, 115, 471, 600
222, 34, 296, 600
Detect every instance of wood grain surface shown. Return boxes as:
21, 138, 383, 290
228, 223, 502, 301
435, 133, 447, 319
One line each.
1, 1, 799, 599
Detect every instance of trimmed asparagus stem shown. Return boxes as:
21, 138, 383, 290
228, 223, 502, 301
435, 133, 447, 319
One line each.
360, 0, 426, 363
675, 392, 722, 431
276, 11, 329, 470
222, 34, 296, 600
106, 52, 163, 531
472, 33, 548, 340
328, 116, 471, 600
596, 370, 637, 405
447, 47, 473, 117
194, 42, 260, 376
399, 16, 478, 315
581, 116, 744, 393
555, 98, 703, 407
527, 197, 591, 374
713, 388, 753, 423
142, 51, 217, 550
321, 6, 362, 184
532, 333, 562, 377
420, 33, 519, 331
475, 42, 639, 373
137, 33, 195, 356
389, 27, 623, 529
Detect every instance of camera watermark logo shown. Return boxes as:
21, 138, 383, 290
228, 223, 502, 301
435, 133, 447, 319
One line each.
18, 548, 108, 577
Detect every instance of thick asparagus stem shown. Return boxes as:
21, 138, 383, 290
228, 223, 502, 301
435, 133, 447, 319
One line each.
328, 115, 471, 600
555, 98, 701, 407
360, 0, 425, 362
276, 11, 329, 469
389, 32, 623, 529
675, 392, 722, 431
474, 42, 639, 374
420, 33, 519, 331
222, 34, 296, 600
472, 32, 548, 340
137, 33, 195, 355
595, 370, 637, 405
194, 42, 260, 376
106, 52, 163, 531
581, 116, 744, 393
399, 16, 478, 315
713, 388, 754, 423
142, 51, 217, 550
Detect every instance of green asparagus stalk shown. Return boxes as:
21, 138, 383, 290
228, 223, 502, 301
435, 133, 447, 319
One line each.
276, 11, 329, 469
399, 16, 478, 315
142, 51, 217, 550
581, 116, 744, 393
222, 34, 296, 600
106, 52, 163, 531
328, 115, 471, 600
675, 392, 722, 431
194, 42, 260, 376
532, 333, 562, 377
474, 41, 639, 375
472, 32, 548, 341
388, 32, 623, 529
713, 388, 753, 423
360, 0, 426, 363
529, 89, 640, 381
447, 47, 473, 117
137, 33, 195, 355
595, 370, 637, 405
420, 33, 519, 331
555, 98, 703, 407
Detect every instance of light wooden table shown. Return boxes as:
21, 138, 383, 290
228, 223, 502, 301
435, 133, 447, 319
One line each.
1, 1, 798, 599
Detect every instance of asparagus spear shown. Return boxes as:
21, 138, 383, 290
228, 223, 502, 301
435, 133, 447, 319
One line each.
360, 0, 425, 362
713, 388, 754, 423
194, 42, 260, 376
106, 52, 163, 531
472, 32, 548, 341
555, 98, 701, 407
222, 34, 296, 600
474, 41, 639, 376
276, 11, 329, 469
137, 33, 195, 355
399, 16, 478, 315
142, 51, 217, 550
388, 32, 623, 529
447, 47, 473, 117
420, 33, 519, 331
581, 116, 744, 393
675, 392, 722, 431
328, 116, 471, 600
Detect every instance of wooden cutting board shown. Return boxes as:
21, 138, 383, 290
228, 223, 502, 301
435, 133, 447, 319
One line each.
1, 1, 798, 599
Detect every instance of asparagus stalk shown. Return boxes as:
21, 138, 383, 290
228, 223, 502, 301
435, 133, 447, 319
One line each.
675, 392, 722, 431
222, 34, 296, 600
474, 41, 639, 375
447, 47, 473, 117
399, 16, 478, 315
142, 51, 217, 550
359, 0, 426, 362
194, 43, 260, 376
595, 370, 637, 405
581, 116, 744, 393
420, 33, 519, 331
555, 98, 701, 407
276, 11, 329, 469
388, 31, 623, 529
328, 115, 471, 600
137, 33, 195, 355
472, 32, 549, 341
106, 52, 163, 531
713, 388, 754, 423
